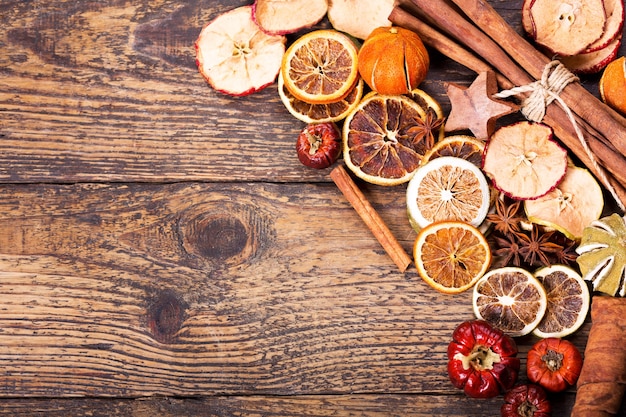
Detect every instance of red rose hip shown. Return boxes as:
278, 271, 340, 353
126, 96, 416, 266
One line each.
296, 122, 341, 169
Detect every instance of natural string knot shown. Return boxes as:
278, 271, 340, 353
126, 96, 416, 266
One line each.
494, 60, 626, 212
495, 60, 578, 122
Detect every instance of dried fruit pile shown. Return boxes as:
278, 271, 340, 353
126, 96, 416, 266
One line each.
195, 1, 626, 414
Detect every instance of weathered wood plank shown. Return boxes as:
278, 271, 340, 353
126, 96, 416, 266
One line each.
0, 182, 589, 414
0, 0, 565, 184
0, 393, 584, 416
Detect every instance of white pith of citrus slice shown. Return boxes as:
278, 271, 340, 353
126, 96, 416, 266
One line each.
281, 29, 359, 105
406, 156, 491, 230
576, 213, 626, 297
532, 264, 590, 338
524, 165, 604, 241
473, 266, 548, 337
195, 6, 287, 97
278, 72, 364, 123
414, 220, 491, 294
482, 121, 568, 200
343, 94, 429, 186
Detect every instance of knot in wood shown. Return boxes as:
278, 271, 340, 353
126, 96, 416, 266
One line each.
189, 216, 249, 261
147, 290, 187, 344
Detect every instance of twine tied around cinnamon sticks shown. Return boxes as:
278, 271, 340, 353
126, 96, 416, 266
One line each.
495, 61, 626, 212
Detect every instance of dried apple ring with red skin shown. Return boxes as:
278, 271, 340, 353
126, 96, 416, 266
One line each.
296, 123, 342, 169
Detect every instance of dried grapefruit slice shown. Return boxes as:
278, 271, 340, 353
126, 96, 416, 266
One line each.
406, 156, 491, 230
576, 213, 626, 297
414, 221, 492, 294
529, 0, 606, 56
278, 72, 364, 123
343, 94, 431, 186
195, 6, 287, 97
524, 165, 604, 241
482, 122, 568, 200
532, 264, 590, 338
421, 135, 485, 167
473, 266, 548, 337
281, 29, 359, 104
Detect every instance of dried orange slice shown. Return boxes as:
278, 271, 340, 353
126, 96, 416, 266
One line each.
532, 264, 590, 338
576, 213, 626, 297
281, 29, 359, 104
600, 56, 626, 116
406, 156, 491, 230
278, 72, 364, 123
343, 94, 431, 186
482, 122, 568, 200
414, 220, 492, 294
421, 135, 485, 167
524, 165, 604, 241
473, 266, 548, 337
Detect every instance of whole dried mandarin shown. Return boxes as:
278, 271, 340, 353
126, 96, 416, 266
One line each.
600, 56, 626, 116
357, 26, 429, 95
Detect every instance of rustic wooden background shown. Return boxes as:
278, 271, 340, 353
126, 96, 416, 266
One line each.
0, 0, 623, 415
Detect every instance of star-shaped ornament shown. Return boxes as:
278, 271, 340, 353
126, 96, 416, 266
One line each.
445, 71, 519, 139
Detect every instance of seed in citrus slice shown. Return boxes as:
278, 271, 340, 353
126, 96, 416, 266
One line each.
600, 56, 626, 116
473, 266, 548, 337
532, 265, 590, 338
414, 220, 491, 294
343, 94, 430, 186
281, 29, 359, 105
195, 6, 287, 97
482, 121, 568, 200
278, 72, 364, 123
421, 135, 485, 167
406, 156, 491, 230
524, 165, 604, 241
576, 213, 626, 297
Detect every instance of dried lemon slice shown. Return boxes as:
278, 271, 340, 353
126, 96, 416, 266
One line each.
576, 213, 626, 297
473, 266, 548, 337
407, 156, 491, 230
532, 264, 590, 338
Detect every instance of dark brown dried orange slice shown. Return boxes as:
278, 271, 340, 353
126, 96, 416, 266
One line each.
342, 94, 432, 186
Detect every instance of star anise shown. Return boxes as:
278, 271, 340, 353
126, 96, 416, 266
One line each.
551, 235, 579, 266
487, 195, 523, 236
516, 225, 563, 267
493, 233, 524, 267
408, 107, 444, 149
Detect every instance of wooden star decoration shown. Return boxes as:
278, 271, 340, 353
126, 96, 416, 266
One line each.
444, 70, 519, 139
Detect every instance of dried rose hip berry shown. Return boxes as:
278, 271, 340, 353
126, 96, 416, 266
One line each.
501, 384, 552, 417
296, 122, 341, 169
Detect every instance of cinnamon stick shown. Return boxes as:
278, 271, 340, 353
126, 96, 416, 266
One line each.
571, 296, 626, 417
330, 165, 412, 273
391, 2, 626, 207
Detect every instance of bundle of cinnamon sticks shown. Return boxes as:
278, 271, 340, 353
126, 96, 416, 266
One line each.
389, 0, 626, 210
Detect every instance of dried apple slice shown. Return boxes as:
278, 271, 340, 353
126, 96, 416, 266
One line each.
524, 165, 604, 240
327, 0, 395, 40
560, 34, 622, 74
530, 0, 606, 56
252, 0, 328, 35
584, 0, 625, 52
482, 122, 568, 200
195, 6, 286, 96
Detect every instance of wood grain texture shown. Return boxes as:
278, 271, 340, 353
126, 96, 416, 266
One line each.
0, 0, 619, 415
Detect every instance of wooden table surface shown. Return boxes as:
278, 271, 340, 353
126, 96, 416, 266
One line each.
1, 0, 624, 415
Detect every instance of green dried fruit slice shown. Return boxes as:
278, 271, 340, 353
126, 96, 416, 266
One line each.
576, 213, 626, 297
